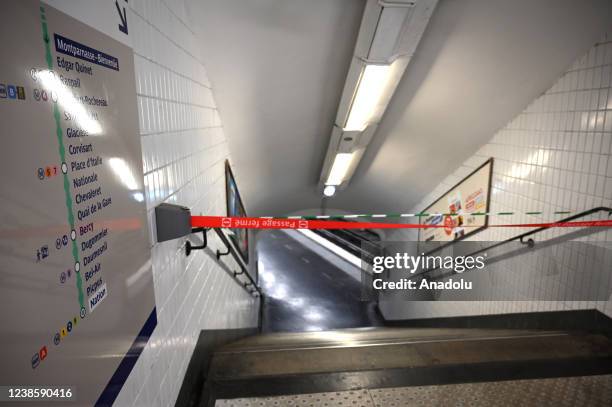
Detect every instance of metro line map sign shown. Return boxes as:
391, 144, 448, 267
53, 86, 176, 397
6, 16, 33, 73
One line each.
0, 2, 155, 405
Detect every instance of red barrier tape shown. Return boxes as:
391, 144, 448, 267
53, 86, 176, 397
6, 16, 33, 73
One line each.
191, 216, 612, 230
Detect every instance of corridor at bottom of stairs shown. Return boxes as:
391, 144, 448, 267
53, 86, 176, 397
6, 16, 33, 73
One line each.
256, 229, 383, 333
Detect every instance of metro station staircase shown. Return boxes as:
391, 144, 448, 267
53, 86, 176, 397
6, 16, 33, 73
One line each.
175, 209, 612, 406
178, 313, 612, 406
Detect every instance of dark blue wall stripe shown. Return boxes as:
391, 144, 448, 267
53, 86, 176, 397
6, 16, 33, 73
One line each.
95, 308, 157, 407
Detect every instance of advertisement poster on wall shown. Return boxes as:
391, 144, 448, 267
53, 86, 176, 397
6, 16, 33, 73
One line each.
225, 160, 249, 263
419, 158, 493, 244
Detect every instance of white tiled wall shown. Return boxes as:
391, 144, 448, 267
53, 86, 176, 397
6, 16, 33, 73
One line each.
113, 1, 259, 406
380, 34, 612, 321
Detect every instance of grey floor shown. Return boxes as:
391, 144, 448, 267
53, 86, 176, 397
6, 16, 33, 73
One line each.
257, 230, 383, 333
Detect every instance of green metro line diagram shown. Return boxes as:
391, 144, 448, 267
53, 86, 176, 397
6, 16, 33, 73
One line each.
40, 5, 86, 313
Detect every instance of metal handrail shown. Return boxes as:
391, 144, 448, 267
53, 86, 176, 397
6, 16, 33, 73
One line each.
212, 228, 262, 297
412, 206, 612, 279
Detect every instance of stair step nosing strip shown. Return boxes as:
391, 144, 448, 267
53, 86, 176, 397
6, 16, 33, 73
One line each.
214, 332, 572, 354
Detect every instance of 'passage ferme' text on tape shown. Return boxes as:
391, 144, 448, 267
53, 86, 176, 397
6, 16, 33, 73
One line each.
190, 216, 612, 230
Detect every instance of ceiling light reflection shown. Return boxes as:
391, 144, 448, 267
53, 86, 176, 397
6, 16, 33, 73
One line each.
132, 192, 144, 202
304, 325, 324, 332
310, 330, 359, 347
286, 298, 305, 308
269, 284, 287, 300
36, 70, 102, 135
304, 308, 324, 322
508, 149, 550, 180
109, 157, 143, 202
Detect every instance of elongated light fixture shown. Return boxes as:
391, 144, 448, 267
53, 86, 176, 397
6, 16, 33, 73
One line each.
326, 152, 356, 186
343, 64, 392, 132
319, 0, 438, 194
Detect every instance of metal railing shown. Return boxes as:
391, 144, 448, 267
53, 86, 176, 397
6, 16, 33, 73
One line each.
413, 206, 612, 280
186, 227, 261, 295
208, 228, 264, 331
212, 228, 262, 297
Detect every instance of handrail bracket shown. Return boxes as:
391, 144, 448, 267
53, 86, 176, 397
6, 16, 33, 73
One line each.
520, 236, 535, 248
185, 227, 208, 256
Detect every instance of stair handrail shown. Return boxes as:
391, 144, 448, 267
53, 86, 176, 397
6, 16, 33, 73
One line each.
411, 206, 612, 280
212, 228, 262, 297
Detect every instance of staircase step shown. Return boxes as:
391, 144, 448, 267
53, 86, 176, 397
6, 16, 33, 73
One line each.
210, 331, 612, 380
215, 327, 568, 353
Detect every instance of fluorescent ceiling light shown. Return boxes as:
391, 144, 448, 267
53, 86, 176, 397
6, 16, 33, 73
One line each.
326, 153, 355, 186
323, 185, 336, 197
343, 64, 392, 132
